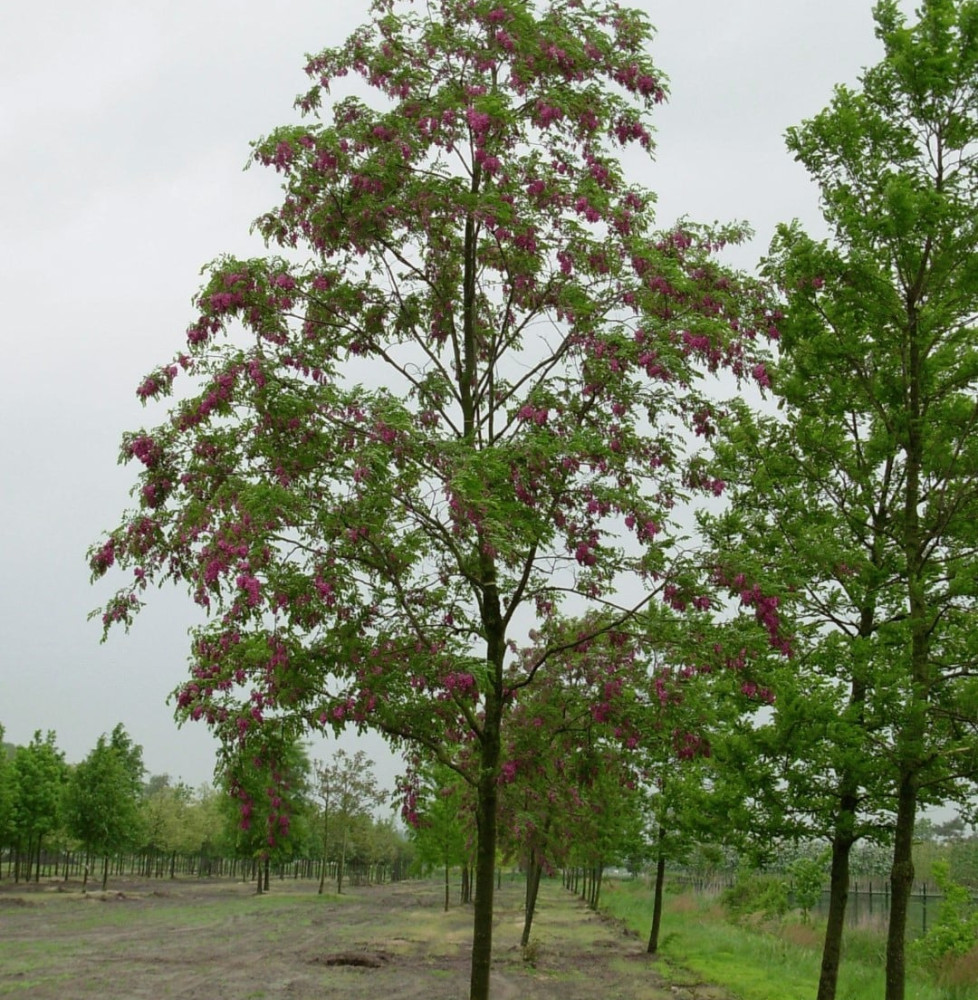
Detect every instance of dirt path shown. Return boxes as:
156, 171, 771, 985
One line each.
0, 875, 732, 999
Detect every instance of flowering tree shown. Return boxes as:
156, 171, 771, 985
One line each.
497, 618, 650, 943
90, 0, 775, 995
219, 730, 311, 893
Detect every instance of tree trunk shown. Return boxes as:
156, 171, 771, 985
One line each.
885, 772, 917, 1000
337, 826, 347, 895
818, 829, 854, 1000
21, 836, 32, 883
469, 755, 499, 1000
318, 804, 329, 895
521, 854, 544, 948
444, 861, 450, 912
647, 833, 666, 954
263, 855, 270, 892
467, 527, 504, 1000
101, 854, 109, 892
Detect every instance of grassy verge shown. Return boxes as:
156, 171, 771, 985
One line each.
598, 879, 969, 1000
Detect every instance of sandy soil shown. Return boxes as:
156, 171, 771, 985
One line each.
0, 874, 733, 1000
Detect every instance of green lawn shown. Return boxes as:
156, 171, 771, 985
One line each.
598, 879, 971, 1000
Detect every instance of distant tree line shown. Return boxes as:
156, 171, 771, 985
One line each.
0, 723, 411, 891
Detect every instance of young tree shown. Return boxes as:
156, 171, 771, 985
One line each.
407, 763, 470, 911
314, 748, 386, 895
9, 731, 67, 883
65, 732, 144, 890
140, 776, 226, 873
496, 617, 652, 943
712, 4, 978, 998
141, 775, 191, 866
0, 725, 12, 873
107, 724, 146, 803
220, 731, 312, 892
90, 1, 776, 995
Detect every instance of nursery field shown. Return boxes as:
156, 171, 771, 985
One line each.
0, 875, 730, 1000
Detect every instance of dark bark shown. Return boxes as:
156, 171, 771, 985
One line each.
101, 854, 109, 891
817, 670, 867, 1000
318, 803, 329, 895
817, 827, 854, 1000
468, 473, 504, 1000
885, 773, 917, 1000
445, 861, 450, 912
337, 826, 347, 894
647, 829, 666, 954
521, 855, 544, 948
468, 610, 502, 1000
469, 742, 500, 1000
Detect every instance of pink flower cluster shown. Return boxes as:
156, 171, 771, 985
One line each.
136, 364, 179, 400
128, 435, 161, 467
91, 539, 115, 575
236, 573, 261, 607
722, 573, 793, 657
517, 403, 549, 425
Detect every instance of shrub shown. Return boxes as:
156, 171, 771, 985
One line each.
913, 860, 978, 987
721, 869, 789, 924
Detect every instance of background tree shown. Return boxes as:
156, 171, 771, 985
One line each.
709, 3, 978, 998
219, 731, 312, 893
64, 731, 145, 890
91, 0, 778, 995
314, 748, 386, 895
141, 775, 195, 872
495, 617, 651, 943
107, 723, 145, 803
0, 725, 12, 876
9, 731, 67, 883
140, 776, 226, 874
407, 762, 470, 911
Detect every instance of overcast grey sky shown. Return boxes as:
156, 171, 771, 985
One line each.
0, 0, 904, 790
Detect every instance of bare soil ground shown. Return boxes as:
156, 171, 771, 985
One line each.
0, 874, 733, 1000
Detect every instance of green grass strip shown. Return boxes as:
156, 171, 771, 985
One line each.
599, 880, 957, 1000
